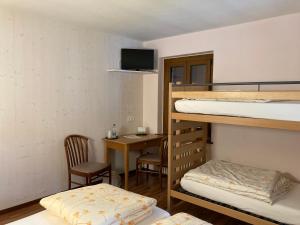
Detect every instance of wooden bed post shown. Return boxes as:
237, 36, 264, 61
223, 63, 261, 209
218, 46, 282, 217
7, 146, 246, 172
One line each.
167, 83, 173, 211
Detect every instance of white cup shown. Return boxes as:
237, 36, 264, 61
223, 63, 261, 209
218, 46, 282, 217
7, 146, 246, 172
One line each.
107, 130, 112, 139
137, 127, 146, 134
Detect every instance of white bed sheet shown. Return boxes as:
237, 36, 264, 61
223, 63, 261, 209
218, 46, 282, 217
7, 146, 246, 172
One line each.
181, 178, 300, 224
7, 206, 170, 225
175, 99, 300, 122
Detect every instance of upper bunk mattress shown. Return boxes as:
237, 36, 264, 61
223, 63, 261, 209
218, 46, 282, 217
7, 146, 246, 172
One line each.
175, 99, 300, 122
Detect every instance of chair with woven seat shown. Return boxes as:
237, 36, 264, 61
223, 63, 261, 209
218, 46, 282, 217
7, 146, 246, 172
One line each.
136, 136, 168, 189
65, 134, 111, 189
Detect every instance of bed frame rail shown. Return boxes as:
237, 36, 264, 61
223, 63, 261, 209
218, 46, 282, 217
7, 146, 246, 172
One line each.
172, 90, 300, 101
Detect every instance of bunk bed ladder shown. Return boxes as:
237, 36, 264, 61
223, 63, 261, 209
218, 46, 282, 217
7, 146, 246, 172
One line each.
167, 83, 208, 211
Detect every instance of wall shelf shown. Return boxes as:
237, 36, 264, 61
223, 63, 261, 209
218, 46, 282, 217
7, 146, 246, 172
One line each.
107, 69, 158, 74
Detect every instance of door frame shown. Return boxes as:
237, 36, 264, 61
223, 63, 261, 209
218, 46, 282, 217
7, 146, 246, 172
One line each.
163, 54, 213, 134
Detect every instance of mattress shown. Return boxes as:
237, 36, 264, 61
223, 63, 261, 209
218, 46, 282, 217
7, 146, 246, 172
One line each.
175, 99, 300, 122
7, 206, 170, 225
154, 213, 212, 225
181, 178, 300, 224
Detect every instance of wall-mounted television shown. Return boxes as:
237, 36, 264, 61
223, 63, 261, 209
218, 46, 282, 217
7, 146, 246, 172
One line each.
121, 48, 154, 71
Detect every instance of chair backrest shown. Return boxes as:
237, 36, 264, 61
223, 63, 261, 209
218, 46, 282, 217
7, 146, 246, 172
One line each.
64, 134, 89, 169
160, 136, 168, 167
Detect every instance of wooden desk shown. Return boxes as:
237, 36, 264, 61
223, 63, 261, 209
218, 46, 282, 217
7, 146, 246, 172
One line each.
103, 134, 163, 190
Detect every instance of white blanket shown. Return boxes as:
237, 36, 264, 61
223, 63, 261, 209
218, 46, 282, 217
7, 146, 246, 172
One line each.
40, 183, 157, 225
183, 160, 292, 204
151, 213, 211, 225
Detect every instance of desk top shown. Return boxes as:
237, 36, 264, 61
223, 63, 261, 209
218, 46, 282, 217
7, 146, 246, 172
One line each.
103, 134, 164, 145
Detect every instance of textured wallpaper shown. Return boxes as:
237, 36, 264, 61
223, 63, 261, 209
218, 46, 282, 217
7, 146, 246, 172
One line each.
0, 8, 143, 209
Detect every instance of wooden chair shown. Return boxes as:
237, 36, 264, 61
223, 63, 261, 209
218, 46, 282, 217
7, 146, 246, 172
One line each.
136, 136, 168, 189
64, 134, 111, 189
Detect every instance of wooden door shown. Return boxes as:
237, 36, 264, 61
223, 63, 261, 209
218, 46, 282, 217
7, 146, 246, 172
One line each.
163, 54, 213, 134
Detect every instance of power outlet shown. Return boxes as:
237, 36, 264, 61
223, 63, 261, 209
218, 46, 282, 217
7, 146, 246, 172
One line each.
127, 116, 135, 122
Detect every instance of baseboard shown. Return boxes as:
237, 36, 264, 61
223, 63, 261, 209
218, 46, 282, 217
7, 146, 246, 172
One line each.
118, 169, 137, 177
0, 180, 109, 214
0, 189, 69, 214
0, 171, 163, 214
119, 170, 167, 177
0, 198, 42, 215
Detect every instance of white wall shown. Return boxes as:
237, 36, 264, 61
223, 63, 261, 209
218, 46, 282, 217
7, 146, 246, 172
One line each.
0, 8, 143, 210
143, 13, 300, 180
143, 74, 159, 133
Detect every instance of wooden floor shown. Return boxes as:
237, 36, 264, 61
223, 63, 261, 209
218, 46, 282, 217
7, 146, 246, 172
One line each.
0, 174, 249, 225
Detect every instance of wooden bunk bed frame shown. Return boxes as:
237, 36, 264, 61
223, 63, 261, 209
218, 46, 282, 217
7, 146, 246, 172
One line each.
167, 81, 300, 225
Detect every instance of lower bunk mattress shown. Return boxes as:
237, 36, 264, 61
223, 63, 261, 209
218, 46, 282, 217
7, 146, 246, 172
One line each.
180, 178, 300, 224
7, 206, 170, 225
175, 99, 300, 122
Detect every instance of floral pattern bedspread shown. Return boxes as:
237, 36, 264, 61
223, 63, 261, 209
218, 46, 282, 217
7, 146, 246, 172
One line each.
151, 213, 211, 225
40, 183, 157, 225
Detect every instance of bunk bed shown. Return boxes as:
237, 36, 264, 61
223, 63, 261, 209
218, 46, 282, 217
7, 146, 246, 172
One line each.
167, 81, 300, 225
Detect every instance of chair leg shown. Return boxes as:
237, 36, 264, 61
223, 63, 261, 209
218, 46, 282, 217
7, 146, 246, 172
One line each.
146, 164, 149, 181
108, 167, 112, 184
86, 176, 89, 186
136, 160, 139, 185
68, 173, 71, 190
159, 165, 162, 191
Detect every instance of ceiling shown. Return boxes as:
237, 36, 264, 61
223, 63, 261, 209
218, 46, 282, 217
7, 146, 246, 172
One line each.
1, 0, 300, 41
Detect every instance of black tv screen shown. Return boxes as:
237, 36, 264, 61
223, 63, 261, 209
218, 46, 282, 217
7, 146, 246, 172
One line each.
121, 48, 154, 70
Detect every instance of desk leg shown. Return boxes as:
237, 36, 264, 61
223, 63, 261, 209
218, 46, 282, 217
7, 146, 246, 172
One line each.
104, 142, 110, 163
124, 146, 129, 190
